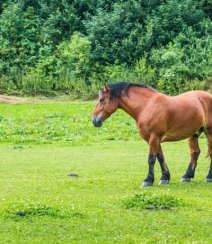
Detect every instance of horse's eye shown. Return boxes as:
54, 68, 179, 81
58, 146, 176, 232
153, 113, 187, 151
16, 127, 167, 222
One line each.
99, 98, 104, 103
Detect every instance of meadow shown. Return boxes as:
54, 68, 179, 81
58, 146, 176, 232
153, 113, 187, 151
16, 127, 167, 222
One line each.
0, 98, 212, 243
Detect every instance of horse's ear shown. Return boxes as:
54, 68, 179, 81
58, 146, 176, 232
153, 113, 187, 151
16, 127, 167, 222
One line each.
103, 84, 110, 93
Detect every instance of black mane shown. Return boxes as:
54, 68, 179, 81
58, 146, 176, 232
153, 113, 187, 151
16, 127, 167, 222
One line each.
107, 82, 151, 100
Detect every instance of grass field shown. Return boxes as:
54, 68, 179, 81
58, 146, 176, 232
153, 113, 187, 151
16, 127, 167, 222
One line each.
0, 99, 212, 243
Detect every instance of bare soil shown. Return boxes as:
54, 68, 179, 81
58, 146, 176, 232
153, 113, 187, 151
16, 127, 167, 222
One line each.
0, 95, 24, 104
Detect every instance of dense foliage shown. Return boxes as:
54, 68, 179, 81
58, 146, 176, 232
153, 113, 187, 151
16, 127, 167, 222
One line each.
0, 0, 212, 96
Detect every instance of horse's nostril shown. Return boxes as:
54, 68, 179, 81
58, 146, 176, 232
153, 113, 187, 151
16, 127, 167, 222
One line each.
92, 116, 103, 127
92, 119, 96, 126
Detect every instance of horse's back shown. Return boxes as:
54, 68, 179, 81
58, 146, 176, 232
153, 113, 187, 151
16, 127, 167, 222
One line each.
174, 90, 212, 100
158, 90, 212, 142
184, 90, 212, 113
171, 90, 212, 109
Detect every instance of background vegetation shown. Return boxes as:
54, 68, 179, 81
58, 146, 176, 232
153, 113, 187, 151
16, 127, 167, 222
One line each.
0, 0, 212, 96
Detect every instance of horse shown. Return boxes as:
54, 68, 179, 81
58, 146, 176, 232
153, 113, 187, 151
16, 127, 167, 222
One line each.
92, 81, 212, 186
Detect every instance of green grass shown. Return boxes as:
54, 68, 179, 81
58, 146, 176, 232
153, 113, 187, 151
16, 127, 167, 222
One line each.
0, 101, 138, 144
0, 100, 212, 243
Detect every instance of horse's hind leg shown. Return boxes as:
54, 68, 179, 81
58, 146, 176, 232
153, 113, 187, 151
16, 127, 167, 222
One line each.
205, 133, 212, 182
205, 161, 212, 182
181, 135, 201, 182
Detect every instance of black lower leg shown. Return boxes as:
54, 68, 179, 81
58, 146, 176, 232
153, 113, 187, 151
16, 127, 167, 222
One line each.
182, 135, 200, 182
143, 153, 156, 184
182, 162, 196, 180
157, 153, 170, 182
206, 161, 212, 181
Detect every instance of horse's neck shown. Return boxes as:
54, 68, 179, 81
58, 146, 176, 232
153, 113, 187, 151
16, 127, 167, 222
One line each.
118, 88, 157, 121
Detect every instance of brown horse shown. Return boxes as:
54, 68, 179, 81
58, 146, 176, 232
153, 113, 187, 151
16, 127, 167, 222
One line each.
92, 82, 212, 186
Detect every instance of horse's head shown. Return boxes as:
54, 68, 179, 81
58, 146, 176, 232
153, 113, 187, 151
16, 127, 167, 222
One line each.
92, 84, 118, 127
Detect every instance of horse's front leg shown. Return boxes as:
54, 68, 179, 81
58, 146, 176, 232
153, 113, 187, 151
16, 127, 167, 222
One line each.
157, 145, 170, 185
142, 136, 170, 186
141, 153, 156, 186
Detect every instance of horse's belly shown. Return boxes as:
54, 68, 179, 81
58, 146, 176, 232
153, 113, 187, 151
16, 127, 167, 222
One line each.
161, 128, 201, 142
161, 109, 205, 142
161, 134, 190, 142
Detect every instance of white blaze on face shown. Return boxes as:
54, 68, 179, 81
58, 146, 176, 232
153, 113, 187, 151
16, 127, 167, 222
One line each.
99, 89, 103, 96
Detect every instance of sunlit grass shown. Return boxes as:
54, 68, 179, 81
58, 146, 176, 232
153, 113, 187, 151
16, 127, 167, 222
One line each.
0, 102, 138, 144
0, 101, 212, 243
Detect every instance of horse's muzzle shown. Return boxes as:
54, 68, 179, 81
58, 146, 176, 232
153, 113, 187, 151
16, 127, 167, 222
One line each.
92, 116, 103, 127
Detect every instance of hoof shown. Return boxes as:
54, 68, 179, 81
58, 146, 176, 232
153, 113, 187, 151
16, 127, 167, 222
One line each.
158, 180, 169, 185
205, 178, 212, 182
141, 181, 153, 187
181, 178, 191, 182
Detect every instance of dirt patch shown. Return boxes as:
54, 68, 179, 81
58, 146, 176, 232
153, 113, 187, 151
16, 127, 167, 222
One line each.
0, 94, 95, 104
0, 95, 24, 104
0, 95, 50, 104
